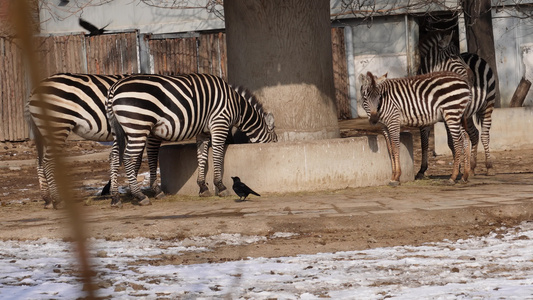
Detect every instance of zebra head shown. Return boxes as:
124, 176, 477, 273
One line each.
359, 71, 387, 125
418, 31, 460, 75
232, 86, 277, 143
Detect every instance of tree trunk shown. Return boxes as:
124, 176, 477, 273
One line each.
224, 0, 340, 141
463, 0, 501, 107
509, 77, 531, 107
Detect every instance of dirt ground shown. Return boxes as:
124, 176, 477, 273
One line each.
1, 120, 533, 265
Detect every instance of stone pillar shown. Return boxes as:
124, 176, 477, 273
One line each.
224, 0, 340, 141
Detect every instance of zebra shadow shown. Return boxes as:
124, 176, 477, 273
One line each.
366, 134, 380, 153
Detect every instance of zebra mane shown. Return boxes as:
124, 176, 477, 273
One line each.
418, 33, 443, 57
418, 32, 459, 57
230, 85, 266, 115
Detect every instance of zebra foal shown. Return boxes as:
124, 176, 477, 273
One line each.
106, 73, 277, 206
418, 32, 496, 177
27, 73, 127, 208
359, 71, 472, 185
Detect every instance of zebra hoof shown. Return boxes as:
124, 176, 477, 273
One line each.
217, 189, 230, 197
155, 191, 165, 199
44, 202, 54, 209
139, 198, 152, 206
53, 201, 65, 210
388, 181, 400, 187
415, 173, 426, 180
199, 190, 213, 197
111, 201, 123, 208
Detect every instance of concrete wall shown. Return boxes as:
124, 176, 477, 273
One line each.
434, 107, 533, 155
160, 133, 414, 196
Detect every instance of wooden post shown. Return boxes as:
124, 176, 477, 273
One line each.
509, 77, 532, 107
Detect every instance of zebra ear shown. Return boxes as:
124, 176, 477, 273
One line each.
376, 73, 387, 84
367, 71, 377, 87
265, 112, 275, 130
358, 73, 367, 84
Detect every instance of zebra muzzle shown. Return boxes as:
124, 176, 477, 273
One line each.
369, 112, 379, 125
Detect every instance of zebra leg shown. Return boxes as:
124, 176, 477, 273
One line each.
147, 137, 164, 199
446, 121, 464, 183
125, 153, 151, 205
109, 140, 122, 207
36, 157, 53, 207
42, 154, 61, 209
124, 143, 151, 205
461, 128, 472, 182
211, 142, 229, 196
211, 128, 230, 196
383, 126, 401, 186
417, 126, 431, 179
196, 133, 212, 197
464, 117, 479, 175
478, 107, 495, 176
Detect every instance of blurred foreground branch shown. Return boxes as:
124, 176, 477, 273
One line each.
10, 1, 97, 298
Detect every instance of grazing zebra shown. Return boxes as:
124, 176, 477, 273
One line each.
26, 73, 130, 208
359, 71, 472, 185
106, 73, 277, 206
417, 32, 496, 177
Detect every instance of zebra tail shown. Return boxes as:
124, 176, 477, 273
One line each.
25, 105, 44, 162
109, 114, 126, 165
106, 90, 126, 165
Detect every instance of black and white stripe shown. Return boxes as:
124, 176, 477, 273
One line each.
106, 73, 277, 205
418, 32, 496, 177
27, 73, 127, 208
359, 71, 472, 184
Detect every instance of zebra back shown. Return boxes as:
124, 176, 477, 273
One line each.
360, 71, 471, 128
106, 73, 277, 146
27, 73, 128, 144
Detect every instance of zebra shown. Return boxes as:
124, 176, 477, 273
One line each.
26, 73, 129, 208
417, 32, 496, 178
359, 71, 472, 185
106, 73, 277, 206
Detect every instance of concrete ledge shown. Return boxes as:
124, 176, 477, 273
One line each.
160, 133, 414, 196
435, 107, 533, 155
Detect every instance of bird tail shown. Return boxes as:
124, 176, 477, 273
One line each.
250, 190, 260, 197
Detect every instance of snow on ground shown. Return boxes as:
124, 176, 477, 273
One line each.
1, 222, 533, 299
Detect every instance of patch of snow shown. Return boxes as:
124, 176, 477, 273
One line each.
1, 223, 533, 299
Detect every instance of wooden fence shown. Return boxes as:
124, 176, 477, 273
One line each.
149, 32, 227, 78
1, 29, 350, 142
0, 37, 28, 141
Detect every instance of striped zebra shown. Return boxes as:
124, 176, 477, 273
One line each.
418, 32, 496, 177
359, 71, 472, 185
26, 73, 129, 208
106, 73, 277, 206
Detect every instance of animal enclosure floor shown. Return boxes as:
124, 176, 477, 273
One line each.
1, 119, 533, 264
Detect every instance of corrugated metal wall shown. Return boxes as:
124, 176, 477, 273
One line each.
85, 32, 139, 75
36, 34, 86, 75
149, 32, 227, 78
1, 29, 349, 142
0, 37, 28, 141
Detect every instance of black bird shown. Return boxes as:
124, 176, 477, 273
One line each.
79, 18, 109, 36
231, 176, 260, 201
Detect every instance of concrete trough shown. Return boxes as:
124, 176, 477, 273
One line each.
435, 107, 533, 155
159, 132, 414, 196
